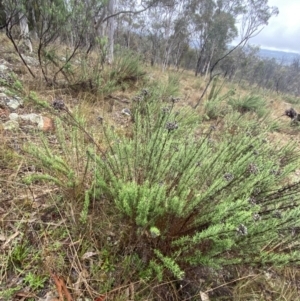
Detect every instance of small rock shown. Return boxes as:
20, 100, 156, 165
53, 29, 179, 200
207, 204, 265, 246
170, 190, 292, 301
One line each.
0, 108, 9, 118
19, 113, 42, 124
0, 59, 11, 67
9, 113, 19, 121
3, 120, 19, 130
200, 291, 210, 301
0, 92, 7, 99
6, 96, 24, 110
8, 113, 55, 132
0, 64, 8, 71
121, 108, 131, 116
39, 116, 55, 132
22, 55, 39, 66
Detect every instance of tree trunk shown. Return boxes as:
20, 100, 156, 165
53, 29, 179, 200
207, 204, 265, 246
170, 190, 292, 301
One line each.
195, 55, 202, 76
0, 0, 6, 28
204, 41, 215, 80
107, 0, 115, 64
19, 12, 32, 52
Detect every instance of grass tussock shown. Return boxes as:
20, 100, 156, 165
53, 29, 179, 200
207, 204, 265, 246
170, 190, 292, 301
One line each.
228, 94, 269, 118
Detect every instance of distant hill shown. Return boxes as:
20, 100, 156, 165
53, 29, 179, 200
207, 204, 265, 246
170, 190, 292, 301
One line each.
258, 48, 300, 65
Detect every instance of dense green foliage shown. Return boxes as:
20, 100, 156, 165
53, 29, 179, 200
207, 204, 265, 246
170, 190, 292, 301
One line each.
88, 88, 300, 280
228, 94, 268, 117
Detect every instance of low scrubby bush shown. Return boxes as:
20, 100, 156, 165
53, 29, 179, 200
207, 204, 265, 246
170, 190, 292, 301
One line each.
88, 88, 300, 282
203, 96, 230, 120
204, 86, 235, 120
109, 50, 146, 87
25, 86, 300, 298
228, 94, 268, 117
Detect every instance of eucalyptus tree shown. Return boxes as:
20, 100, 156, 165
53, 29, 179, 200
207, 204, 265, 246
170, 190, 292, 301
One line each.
220, 44, 261, 84
0, 0, 34, 76
208, 0, 278, 77
0, 0, 170, 72
188, 0, 239, 77
0, 0, 5, 26
99, 0, 172, 63
153, 0, 189, 71
192, 0, 278, 107
127, 0, 190, 69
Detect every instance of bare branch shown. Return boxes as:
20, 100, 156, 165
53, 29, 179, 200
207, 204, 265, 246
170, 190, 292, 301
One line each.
101, 0, 161, 23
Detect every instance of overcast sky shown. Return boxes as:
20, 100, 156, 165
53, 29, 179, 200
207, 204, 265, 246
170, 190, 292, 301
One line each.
248, 0, 300, 53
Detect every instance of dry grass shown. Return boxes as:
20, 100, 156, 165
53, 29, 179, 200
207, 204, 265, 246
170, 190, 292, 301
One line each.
233, 267, 300, 300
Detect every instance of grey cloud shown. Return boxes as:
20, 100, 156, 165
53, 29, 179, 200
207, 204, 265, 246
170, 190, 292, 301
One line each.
239, 0, 300, 53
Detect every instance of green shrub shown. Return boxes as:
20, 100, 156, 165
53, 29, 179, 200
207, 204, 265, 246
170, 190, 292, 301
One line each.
207, 77, 220, 101
23, 111, 91, 204
110, 50, 146, 87
0, 287, 22, 301
25, 87, 300, 296
163, 73, 181, 98
203, 96, 230, 120
87, 88, 300, 282
228, 94, 268, 117
70, 50, 146, 96
24, 272, 48, 291
204, 85, 235, 120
